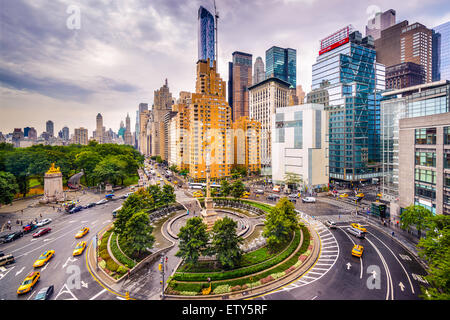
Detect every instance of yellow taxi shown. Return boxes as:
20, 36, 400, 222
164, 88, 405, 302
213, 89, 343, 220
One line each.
351, 244, 364, 258
351, 223, 367, 233
73, 241, 87, 256
33, 250, 55, 268
193, 191, 203, 198
356, 193, 365, 198
339, 193, 349, 198
75, 227, 89, 239
242, 191, 250, 199
156, 180, 160, 185
17, 271, 40, 295
173, 180, 178, 185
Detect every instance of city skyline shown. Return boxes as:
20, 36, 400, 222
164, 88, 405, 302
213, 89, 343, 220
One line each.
1, 0, 450, 134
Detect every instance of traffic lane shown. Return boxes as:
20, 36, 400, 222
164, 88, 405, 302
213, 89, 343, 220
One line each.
365, 227, 428, 299
0, 202, 117, 300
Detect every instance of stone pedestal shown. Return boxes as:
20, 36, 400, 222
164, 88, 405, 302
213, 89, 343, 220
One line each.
201, 198, 221, 232
40, 164, 65, 204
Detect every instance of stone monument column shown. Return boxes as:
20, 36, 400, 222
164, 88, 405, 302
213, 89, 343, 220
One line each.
40, 163, 65, 204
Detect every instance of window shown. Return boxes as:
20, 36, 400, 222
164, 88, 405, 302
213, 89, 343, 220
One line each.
415, 183, 436, 200
415, 152, 436, 167
415, 128, 436, 145
444, 127, 450, 145
415, 168, 436, 184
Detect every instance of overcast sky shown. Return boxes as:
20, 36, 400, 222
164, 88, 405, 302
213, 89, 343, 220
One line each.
1, 0, 449, 136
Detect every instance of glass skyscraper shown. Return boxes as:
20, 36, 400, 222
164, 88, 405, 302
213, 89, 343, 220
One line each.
312, 28, 385, 182
433, 21, 450, 82
198, 6, 215, 67
265, 46, 296, 87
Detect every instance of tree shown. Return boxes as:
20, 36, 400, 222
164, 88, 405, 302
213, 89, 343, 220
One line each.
400, 205, 433, 237
416, 215, 450, 300
93, 156, 127, 186
0, 171, 19, 205
230, 179, 245, 199
210, 217, 243, 269
169, 165, 179, 173
161, 184, 176, 204
123, 210, 155, 257
283, 172, 303, 192
74, 150, 102, 186
147, 184, 163, 207
176, 217, 209, 266
263, 197, 298, 251
4, 151, 32, 197
220, 180, 231, 197
114, 188, 154, 234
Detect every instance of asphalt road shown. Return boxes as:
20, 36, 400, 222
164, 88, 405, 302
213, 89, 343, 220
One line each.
0, 197, 127, 301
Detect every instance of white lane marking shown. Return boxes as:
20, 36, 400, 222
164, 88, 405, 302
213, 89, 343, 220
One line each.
91, 220, 98, 225
0, 266, 15, 281
15, 267, 25, 277
366, 237, 394, 300
27, 291, 36, 300
55, 283, 78, 300
89, 288, 107, 300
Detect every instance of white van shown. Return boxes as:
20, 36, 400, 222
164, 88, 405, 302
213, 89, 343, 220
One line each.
112, 206, 122, 218
346, 227, 365, 239
0, 254, 15, 267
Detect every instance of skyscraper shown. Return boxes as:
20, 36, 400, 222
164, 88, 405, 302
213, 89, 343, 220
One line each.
312, 27, 385, 182
46, 120, 54, 137
74, 127, 89, 145
253, 56, 265, 85
365, 9, 396, 40
124, 113, 133, 145
198, 6, 215, 66
95, 113, 105, 144
433, 21, 450, 82
375, 21, 433, 84
228, 51, 252, 121
265, 46, 297, 87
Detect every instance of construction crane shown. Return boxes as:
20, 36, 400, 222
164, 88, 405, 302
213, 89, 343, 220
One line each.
213, 0, 219, 68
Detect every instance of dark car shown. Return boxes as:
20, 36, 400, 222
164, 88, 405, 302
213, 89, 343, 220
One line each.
3, 231, 23, 243
69, 206, 83, 214
289, 198, 297, 203
267, 194, 280, 201
34, 285, 54, 300
23, 224, 38, 233
0, 250, 4, 257
84, 202, 96, 209
32, 228, 52, 238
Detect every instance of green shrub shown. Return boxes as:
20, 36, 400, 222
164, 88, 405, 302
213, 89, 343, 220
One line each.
179, 291, 199, 296
99, 260, 106, 269
213, 284, 231, 294
105, 258, 119, 272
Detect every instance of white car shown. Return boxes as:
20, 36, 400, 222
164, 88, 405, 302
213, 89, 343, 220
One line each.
254, 189, 265, 195
96, 199, 108, 205
302, 197, 316, 203
36, 218, 52, 227
288, 193, 299, 198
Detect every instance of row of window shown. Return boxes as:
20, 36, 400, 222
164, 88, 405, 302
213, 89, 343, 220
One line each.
415, 127, 450, 145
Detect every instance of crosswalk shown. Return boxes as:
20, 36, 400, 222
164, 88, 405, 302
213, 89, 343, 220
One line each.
277, 221, 339, 292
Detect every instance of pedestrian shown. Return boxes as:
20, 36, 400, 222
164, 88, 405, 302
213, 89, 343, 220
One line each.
391, 231, 395, 237
21, 209, 24, 214
40, 213, 42, 218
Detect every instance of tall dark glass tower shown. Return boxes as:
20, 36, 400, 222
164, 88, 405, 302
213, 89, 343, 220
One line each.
198, 6, 215, 67
265, 46, 296, 87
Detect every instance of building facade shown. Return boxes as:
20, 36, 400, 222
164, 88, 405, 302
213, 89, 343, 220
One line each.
253, 56, 265, 85
271, 104, 329, 189
365, 9, 396, 40
198, 6, 215, 67
228, 51, 252, 120
265, 46, 297, 87
248, 77, 291, 174
312, 27, 385, 182
233, 116, 261, 174
433, 21, 450, 82
380, 80, 450, 216
46, 120, 54, 137
73, 127, 89, 145
385, 62, 425, 90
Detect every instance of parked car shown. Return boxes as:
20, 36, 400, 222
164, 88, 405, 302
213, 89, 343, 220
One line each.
0, 250, 4, 257
96, 199, 108, 205
69, 206, 83, 214
23, 224, 38, 233
288, 193, 299, 198
302, 197, 316, 203
254, 189, 265, 195
267, 194, 280, 201
32, 228, 52, 238
34, 285, 54, 300
0, 254, 15, 266
36, 218, 52, 227
289, 198, 297, 203
84, 202, 96, 209
324, 220, 337, 229
3, 231, 23, 243
272, 185, 281, 193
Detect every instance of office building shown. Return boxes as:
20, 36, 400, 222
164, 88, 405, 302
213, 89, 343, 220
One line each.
188, 58, 233, 180
94, 113, 105, 144
233, 116, 261, 174
375, 21, 433, 84
248, 77, 291, 174
136, 103, 148, 149
253, 56, 265, 85
46, 120, 54, 137
12, 128, 24, 148
312, 26, 385, 182
58, 126, 69, 141
228, 51, 252, 120
433, 21, 450, 82
365, 9, 396, 40
380, 80, 450, 217
151, 79, 174, 159
168, 93, 191, 171
124, 113, 133, 145
73, 127, 89, 145
296, 85, 305, 104
265, 46, 297, 87
271, 104, 329, 189
385, 62, 425, 90
198, 6, 215, 67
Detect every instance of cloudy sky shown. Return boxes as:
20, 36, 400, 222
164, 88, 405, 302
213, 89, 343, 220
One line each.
1, 0, 449, 136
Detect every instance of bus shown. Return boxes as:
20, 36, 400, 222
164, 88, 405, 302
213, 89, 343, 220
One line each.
188, 182, 221, 190
112, 206, 122, 218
